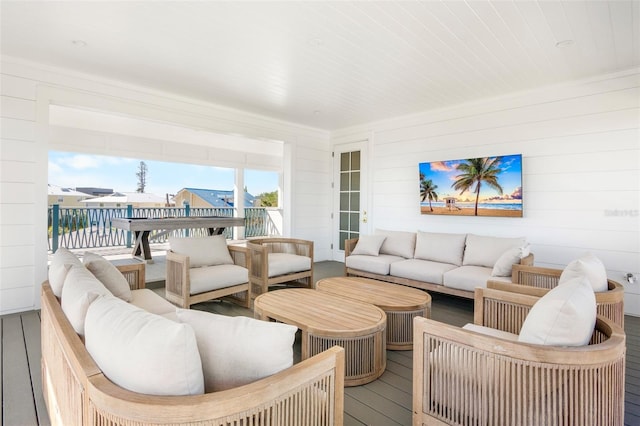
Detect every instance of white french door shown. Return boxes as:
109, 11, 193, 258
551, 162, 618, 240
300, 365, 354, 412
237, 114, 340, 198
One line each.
332, 141, 368, 260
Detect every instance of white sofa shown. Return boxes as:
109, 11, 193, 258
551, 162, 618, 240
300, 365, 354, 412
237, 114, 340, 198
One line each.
345, 230, 533, 299
42, 248, 344, 425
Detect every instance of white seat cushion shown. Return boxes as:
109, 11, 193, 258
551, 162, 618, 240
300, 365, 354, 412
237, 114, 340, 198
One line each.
267, 253, 311, 277
176, 309, 297, 392
61, 265, 111, 336
130, 288, 177, 316
82, 252, 132, 301
463, 234, 526, 268
443, 266, 502, 292
189, 264, 249, 295
169, 235, 233, 268
345, 254, 405, 275
376, 229, 416, 259
518, 276, 596, 346
414, 232, 467, 266
49, 247, 83, 297
85, 295, 204, 396
559, 252, 608, 292
390, 259, 457, 285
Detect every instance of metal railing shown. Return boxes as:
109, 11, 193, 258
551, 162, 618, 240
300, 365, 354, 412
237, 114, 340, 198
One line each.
48, 205, 277, 252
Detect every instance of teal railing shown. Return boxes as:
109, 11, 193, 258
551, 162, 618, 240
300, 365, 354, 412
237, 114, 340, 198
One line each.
48, 205, 275, 252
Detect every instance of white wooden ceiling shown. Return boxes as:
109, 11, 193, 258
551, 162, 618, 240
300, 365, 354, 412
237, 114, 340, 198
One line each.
2, 1, 638, 130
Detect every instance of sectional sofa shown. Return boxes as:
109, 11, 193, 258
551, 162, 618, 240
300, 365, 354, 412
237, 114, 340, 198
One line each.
345, 230, 533, 299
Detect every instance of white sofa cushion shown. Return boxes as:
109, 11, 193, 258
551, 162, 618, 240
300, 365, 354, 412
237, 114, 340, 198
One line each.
189, 264, 249, 294
130, 288, 177, 316
61, 265, 111, 336
345, 254, 405, 275
376, 229, 416, 259
491, 245, 531, 277
390, 259, 457, 285
518, 276, 596, 346
82, 252, 132, 301
85, 295, 204, 396
559, 252, 608, 292
351, 235, 386, 256
267, 253, 311, 277
49, 247, 83, 297
444, 266, 509, 292
169, 235, 233, 268
176, 309, 296, 392
462, 323, 519, 341
414, 232, 467, 266
463, 234, 526, 268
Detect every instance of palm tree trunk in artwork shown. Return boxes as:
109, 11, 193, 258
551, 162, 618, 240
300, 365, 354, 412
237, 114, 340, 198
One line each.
474, 183, 481, 216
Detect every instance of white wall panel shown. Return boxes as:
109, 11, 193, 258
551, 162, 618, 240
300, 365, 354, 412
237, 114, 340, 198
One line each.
334, 70, 640, 315
0, 117, 35, 140
1, 96, 35, 120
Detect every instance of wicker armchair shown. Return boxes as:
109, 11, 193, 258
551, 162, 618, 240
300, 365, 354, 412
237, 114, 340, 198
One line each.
487, 264, 625, 327
165, 244, 251, 308
413, 287, 626, 426
246, 238, 314, 297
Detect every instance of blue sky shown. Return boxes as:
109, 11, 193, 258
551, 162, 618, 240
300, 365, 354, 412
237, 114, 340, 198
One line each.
48, 151, 279, 197
418, 154, 522, 202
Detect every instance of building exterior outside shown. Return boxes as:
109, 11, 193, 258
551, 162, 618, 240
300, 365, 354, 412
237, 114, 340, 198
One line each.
47, 184, 90, 207
80, 192, 168, 208
174, 188, 257, 208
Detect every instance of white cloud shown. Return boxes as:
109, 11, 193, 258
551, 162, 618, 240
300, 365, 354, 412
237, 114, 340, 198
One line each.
69, 154, 101, 170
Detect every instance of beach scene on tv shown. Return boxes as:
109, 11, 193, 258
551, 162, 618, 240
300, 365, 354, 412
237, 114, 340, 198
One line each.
419, 154, 523, 218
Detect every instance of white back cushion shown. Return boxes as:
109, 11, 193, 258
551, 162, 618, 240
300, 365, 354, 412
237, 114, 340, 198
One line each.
518, 276, 596, 346
463, 234, 526, 268
376, 229, 416, 259
414, 232, 467, 266
61, 265, 111, 336
176, 309, 296, 392
49, 247, 83, 297
559, 252, 608, 292
351, 235, 386, 256
85, 295, 204, 396
169, 235, 233, 267
83, 252, 132, 301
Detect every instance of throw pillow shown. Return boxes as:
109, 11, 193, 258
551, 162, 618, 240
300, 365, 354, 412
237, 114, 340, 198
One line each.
48, 247, 83, 297
518, 276, 596, 346
60, 265, 111, 336
176, 309, 297, 392
82, 252, 133, 301
351, 235, 387, 256
559, 252, 608, 292
169, 235, 233, 268
491, 245, 530, 277
85, 295, 204, 396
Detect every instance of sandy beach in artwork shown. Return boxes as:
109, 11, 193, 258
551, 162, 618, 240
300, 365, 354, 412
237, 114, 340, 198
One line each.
420, 206, 522, 217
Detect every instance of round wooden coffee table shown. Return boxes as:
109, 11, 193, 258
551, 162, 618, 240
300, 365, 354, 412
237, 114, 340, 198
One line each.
316, 277, 431, 350
253, 288, 386, 386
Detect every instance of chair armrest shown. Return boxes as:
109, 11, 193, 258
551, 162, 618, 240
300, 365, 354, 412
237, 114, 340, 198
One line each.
166, 250, 190, 301
473, 287, 539, 334
344, 238, 359, 257
115, 263, 146, 290
511, 264, 562, 289
228, 244, 249, 268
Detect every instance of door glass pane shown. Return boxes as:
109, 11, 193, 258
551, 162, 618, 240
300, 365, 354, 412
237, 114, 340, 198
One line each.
338, 149, 361, 250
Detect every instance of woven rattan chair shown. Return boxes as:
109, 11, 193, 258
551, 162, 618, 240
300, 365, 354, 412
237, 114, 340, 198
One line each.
413, 287, 626, 426
487, 264, 625, 327
165, 244, 251, 308
246, 238, 314, 298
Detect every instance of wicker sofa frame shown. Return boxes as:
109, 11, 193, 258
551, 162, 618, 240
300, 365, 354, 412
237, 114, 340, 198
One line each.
247, 238, 314, 297
413, 287, 626, 426
344, 237, 534, 299
165, 244, 251, 308
487, 264, 625, 327
41, 263, 346, 426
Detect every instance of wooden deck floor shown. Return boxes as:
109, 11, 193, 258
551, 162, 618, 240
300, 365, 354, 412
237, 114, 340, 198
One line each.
2, 261, 640, 425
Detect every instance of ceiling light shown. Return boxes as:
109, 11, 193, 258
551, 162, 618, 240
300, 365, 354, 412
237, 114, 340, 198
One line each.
71, 40, 87, 47
313, 110, 321, 115
308, 37, 323, 47
555, 39, 574, 48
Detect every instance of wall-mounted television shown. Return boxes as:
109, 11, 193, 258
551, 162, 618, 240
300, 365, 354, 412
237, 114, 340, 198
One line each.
419, 154, 523, 218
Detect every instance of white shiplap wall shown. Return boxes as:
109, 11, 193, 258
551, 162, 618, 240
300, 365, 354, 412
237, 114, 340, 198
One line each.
332, 69, 640, 315
0, 57, 332, 315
